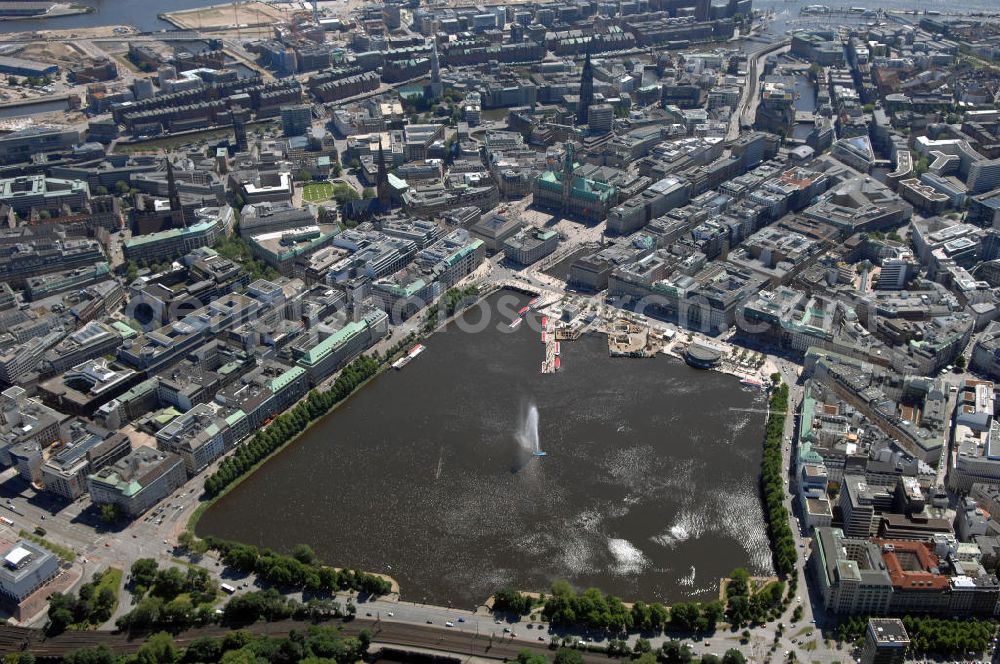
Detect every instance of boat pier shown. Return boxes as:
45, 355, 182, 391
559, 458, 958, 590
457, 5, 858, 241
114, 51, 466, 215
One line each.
540, 314, 561, 374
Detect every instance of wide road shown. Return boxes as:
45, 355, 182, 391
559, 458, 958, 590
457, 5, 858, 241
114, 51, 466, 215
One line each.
727, 39, 791, 142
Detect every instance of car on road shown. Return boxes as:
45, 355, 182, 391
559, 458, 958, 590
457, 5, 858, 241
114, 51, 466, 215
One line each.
426, 619, 433, 624
445, 622, 454, 627
458, 617, 465, 622
387, 612, 394, 617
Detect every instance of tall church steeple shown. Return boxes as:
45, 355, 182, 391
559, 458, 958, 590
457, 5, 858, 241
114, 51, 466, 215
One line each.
165, 156, 185, 227
429, 38, 443, 99
376, 139, 390, 208
578, 48, 594, 126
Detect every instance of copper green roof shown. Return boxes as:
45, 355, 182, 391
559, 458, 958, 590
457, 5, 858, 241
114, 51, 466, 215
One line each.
269, 365, 306, 392
445, 239, 483, 267
298, 320, 369, 367
536, 169, 617, 202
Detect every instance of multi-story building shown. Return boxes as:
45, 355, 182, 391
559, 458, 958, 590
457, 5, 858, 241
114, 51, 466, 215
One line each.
0, 387, 68, 465
503, 227, 559, 266
40, 429, 131, 500
123, 206, 235, 263
0, 175, 89, 216
0, 125, 80, 165
469, 212, 524, 255
948, 379, 1000, 492
860, 619, 909, 664
0, 539, 60, 605
117, 293, 259, 375
810, 526, 894, 615
294, 310, 388, 385
280, 104, 313, 137
87, 447, 186, 518
533, 144, 617, 222
155, 402, 246, 475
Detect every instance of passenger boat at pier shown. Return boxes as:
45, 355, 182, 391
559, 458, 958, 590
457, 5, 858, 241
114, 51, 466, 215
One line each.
407, 344, 426, 359
518, 306, 530, 316
509, 318, 523, 330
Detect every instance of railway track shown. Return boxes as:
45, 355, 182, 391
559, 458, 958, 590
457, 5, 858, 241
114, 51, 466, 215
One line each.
1, 618, 620, 663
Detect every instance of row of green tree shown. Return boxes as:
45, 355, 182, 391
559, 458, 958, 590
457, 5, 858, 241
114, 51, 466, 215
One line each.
212, 234, 279, 282
204, 539, 393, 597
421, 285, 481, 332
516, 642, 746, 664
493, 586, 535, 614
723, 567, 784, 627
115, 559, 220, 632
837, 616, 997, 656
204, 355, 381, 497
61, 624, 370, 664
47, 568, 121, 633
537, 581, 725, 634
760, 383, 797, 576
503, 568, 785, 635
128, 558, 217, 604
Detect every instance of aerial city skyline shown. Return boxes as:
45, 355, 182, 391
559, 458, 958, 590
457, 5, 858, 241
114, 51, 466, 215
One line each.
0, 0, 998, 661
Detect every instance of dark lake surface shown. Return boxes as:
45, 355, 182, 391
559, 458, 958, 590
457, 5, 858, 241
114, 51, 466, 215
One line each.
199, 291, 772, 606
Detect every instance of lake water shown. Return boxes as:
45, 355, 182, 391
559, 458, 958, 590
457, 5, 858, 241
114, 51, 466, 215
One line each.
199, 291, 772, 607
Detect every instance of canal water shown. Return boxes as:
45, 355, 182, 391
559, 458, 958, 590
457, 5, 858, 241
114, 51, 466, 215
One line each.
0, 98, 67, 118
199, 291, 772, 606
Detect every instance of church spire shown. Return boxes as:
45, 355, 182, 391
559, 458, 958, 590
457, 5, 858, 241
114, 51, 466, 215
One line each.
165, 156, 185, 227
377, 139, 390, 208
430, 38, 443, 99
578, 47, 594, 126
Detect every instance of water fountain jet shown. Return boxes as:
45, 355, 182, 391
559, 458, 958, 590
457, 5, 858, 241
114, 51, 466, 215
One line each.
516, 402, 546, 457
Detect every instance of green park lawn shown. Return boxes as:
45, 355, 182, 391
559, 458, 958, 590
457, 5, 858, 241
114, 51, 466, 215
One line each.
302, 182, 334, 202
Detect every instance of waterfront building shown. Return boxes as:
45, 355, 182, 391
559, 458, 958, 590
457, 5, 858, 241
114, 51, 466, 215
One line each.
809, 526, 894, 616
294, 310, 388, 385
87, 447, 186, 518
155, 402, 246, 475
503, 227, 559, 266
414, 229, 484, 287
